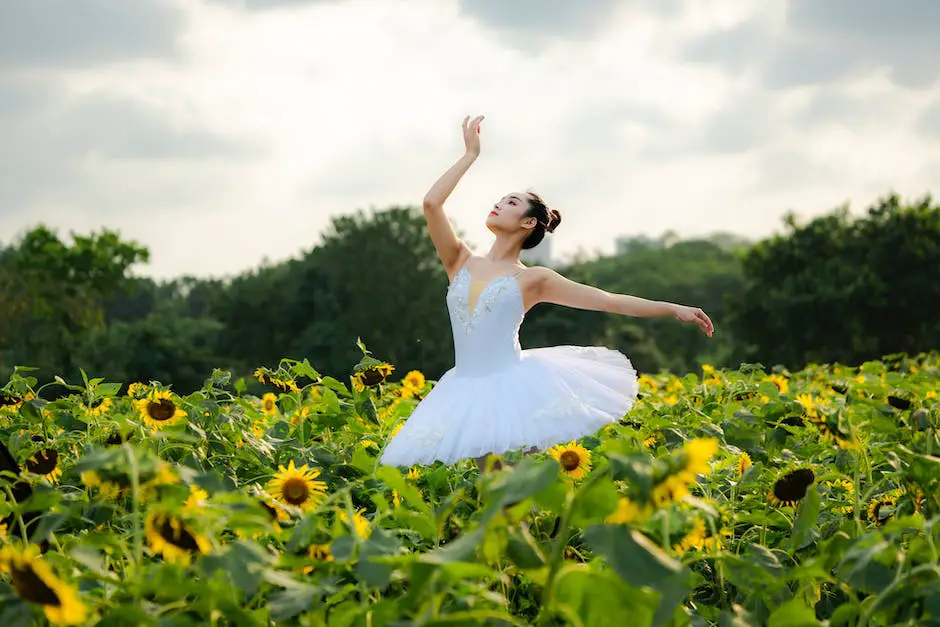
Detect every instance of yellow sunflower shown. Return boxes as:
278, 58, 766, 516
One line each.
402, 370, 426, 390
270, 376, 300, 394
260, 392, 278, 415
606, 497, 652, 525
182, 485, 209, 513
769, 468, 815, 507
673, 518, 729, 555
548, 442, 592, 480
126, 382, 148, 398
301, 544, 334, 574
339, 508, 371, 539
267, 460, 328, 511
354, 363, 395, 389
673, 518, 708, 555
145, 509, 211, 565
81, 471, 126, 500
652, 438, 718, 506
0, 544, 87, 625
135, 390, 187, 430
825, 479, 854, 515
308, 543, 333, 561
253, 368, 267, 384
763, 374, 789, 394
84, 396, 112, 418
25, 449, 62, 484
737, 452, 752, 477
867, 493, 897, 525
795, 393, 817, 417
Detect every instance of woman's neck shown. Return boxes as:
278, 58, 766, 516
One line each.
485, 237, 523, 264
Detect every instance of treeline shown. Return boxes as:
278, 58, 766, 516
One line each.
1, 193, 937, 393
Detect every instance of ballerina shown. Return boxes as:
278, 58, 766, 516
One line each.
379, 115, 713, 469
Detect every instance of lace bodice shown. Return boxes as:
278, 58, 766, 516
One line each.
445, 264, 526, 377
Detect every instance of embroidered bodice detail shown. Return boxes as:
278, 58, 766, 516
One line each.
445, 264, 526, 376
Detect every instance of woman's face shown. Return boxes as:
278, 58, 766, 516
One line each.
485, 192, 536, 234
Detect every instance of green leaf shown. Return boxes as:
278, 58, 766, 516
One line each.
94, 382, 123, 397
0, 596, 36, 627
375, 466, 427, 512
481, 457, 560, 523
583, 524, 693, 626
320, 376, 351, 397
606, 453, 654, 494
19, 399, 42, 422
766, 598, 820, 627
330, 534, 357, 563
790, 485, 821, 552
717, 605, 757, 627
827, 603, 858, 627
95, 606, 159, 627
834, 535, 895, 594
354, 528, 400, 589
505, 524, 547, 569
263, 571, 320, 620
570, 475, 620, 527
421, 527, 486, 564
350, 446, 374, 474
199, 541, 273, 597
267, 586, 319, 621
69, 545, 116, 579
553, 566, 657, 627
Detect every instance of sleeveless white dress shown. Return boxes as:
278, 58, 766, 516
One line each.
379, 262, 639, 467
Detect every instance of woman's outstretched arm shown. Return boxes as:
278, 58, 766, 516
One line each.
423, 115, 484, 280
532, 268, 714, 336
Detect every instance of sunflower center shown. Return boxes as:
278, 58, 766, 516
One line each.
157, 515, 202, 552
26, 449, 59, 475
106, 431, 130, 446
559, 450, 582, 471
147, 399, 177, 422
11, 564, 61, 606
263, 400, 275, 412
281, 478, 310, 505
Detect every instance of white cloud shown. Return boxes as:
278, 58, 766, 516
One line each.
1, 0, 938, 279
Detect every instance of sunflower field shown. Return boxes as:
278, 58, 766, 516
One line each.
0, 346, 938, 627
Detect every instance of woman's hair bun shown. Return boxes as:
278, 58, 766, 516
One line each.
546, 209, 562, 233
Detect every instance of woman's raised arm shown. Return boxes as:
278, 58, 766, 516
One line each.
422, 115, 483, 280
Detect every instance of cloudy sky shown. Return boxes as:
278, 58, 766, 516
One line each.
1, 0, 938, 280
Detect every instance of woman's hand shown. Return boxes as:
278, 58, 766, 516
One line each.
672, 304, 714, 337
462, 114, 484, 157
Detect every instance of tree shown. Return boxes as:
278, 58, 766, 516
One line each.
522, 235, 745, 374
731, 193, 940, 368
0, 226, 149, 381
208, 206, 459, 380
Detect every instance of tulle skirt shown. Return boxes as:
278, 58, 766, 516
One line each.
379, 346, 638, 467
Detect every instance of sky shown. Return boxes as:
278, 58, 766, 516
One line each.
1, 0, 938, 280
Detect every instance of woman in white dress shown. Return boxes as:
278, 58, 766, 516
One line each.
379, 115, 714, 469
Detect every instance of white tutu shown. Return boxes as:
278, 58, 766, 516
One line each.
379, 262, 639, 467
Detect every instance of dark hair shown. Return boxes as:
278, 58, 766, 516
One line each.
522, 192, 561, 250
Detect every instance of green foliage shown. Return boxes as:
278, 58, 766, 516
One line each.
4, 192, 940, 394
0, 225, 148, 382
733, 193, 940, 369
522, 235, 745, 374
0, 348, 937, 625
